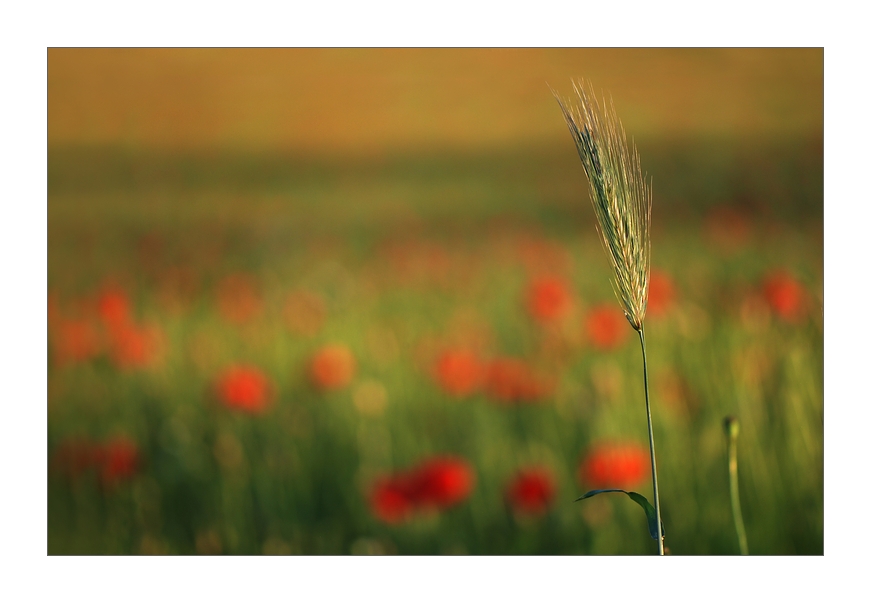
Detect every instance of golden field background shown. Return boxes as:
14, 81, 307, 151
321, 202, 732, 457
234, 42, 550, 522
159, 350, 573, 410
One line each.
49, 48, 821, 153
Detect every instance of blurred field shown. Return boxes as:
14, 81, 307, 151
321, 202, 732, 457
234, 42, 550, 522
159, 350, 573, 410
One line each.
47, 48, 823, 555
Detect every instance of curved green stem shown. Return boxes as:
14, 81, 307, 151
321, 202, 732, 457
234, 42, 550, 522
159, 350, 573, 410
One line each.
638, 327, 664, 555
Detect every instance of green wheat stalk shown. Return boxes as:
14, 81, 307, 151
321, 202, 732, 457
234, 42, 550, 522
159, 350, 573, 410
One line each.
554, 80, 663, 554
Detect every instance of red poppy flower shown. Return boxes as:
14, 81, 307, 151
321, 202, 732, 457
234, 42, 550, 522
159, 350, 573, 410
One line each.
434, 349, 484, 397
762, 270, 806, 322
647, 271, 675, 316
370, 456, 475, 523
506, 467, 556, 516
309, 344, 356, 391
97, 436, 140, 486
580, 442, 649, 490
97, 285, 132, 331
108, 322, 163, 370
484, 357, 549, 403
586, 305, 630, 350
409, 457, 475, 508
370, 477, 416, 524
52, 319, 102, 365
216, 273, 263, 324
215, 365, 273, 414
526, 277, 572, 323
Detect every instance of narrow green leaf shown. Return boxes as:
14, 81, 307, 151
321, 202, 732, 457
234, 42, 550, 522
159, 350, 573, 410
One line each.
576, 489, 664, 540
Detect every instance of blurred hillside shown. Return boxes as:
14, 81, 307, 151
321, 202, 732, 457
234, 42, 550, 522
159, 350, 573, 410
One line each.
49, 48, 823, 233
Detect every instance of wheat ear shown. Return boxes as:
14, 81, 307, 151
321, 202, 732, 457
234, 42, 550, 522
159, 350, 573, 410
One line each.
553, 80, 651, 331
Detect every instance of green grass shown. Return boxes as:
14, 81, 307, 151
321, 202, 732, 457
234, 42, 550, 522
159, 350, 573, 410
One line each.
47, 137, 822, 555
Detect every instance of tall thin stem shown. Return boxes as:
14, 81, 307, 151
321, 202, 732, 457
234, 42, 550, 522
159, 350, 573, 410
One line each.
638, 327, 664, 555
725, 417, 749, 555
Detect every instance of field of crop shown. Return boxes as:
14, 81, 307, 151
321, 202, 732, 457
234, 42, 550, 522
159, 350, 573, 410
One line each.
47, 49, 823, 555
